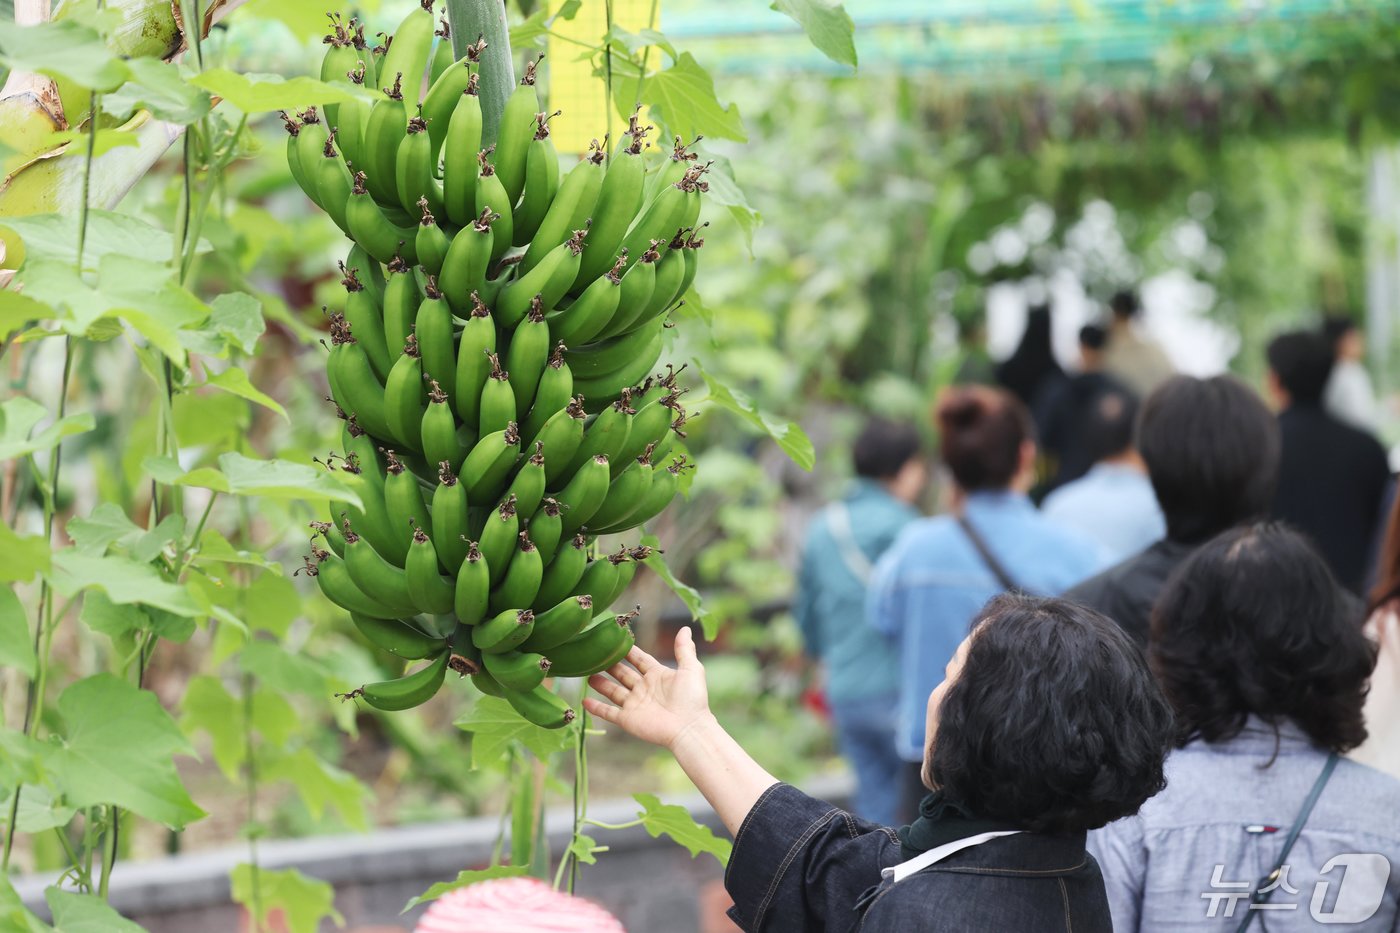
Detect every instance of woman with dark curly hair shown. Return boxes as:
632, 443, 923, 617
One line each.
586, 594, 1175, 932
1091, 523, 1400, 931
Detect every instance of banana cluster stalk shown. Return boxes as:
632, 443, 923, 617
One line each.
291, 8, 705, 728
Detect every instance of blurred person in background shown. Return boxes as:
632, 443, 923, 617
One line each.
868, 386, 1100, 821
1268, 330, 1389, 594
795, 417, 927, 826
1041, 387, 1165, 565
1102, 289, 1175, 400
586, 596, 1175, 932
1091, 523, 1400, 931
994, 302, 1064, 411
1034, 323, 1132, 491
1322, 315, 1380, 432
1357, 493, 1400, 780
1065, 375, 1280, 646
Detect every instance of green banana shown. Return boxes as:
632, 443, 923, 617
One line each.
496, 228, 589, 328
381, 255, 422, 365
520, 342, 572, 442
572, 322, 666, 405
570, 305, 665, 380
570, 548, 627, 605
555, 454, 611, 535
593, 242, 658, 341
618, 166, 704, 274
414, 198, 451, 277
441, 72, 483, 224
320, 14, 360, 126
312, 518, 346, 558
482, 649, 551, 691
347, 171, 417, 264
454, 539, 490, 626
503, 682, 575, 728
592, 455, 688, 534
431, 463, 470, 572
383, 333, 427, 452
505, 443, 547, 517
334, 60, 373, 174
350, 610, 444, 659
282, 111, 315, 204
521, 143, 604, 275
549, 253, 625, 347
476, 353, 517, 439
472, 668, 508, 697
646, 134, 701, 200
342, 521, 418, 615
527, 496, 564, 565
344, 241, 385, 303
505, 299, 551, 413
339, 262, 391, 381
532, 532, 588, 609
363, 74, 408, 206
490, 531, 543, 612
565, 397, 633, 476
602, 545, 650, 608
353, 650, 450, 711
513, 111, 562, 246
428, 20, 453, 86
586, 450, 655, 531
439, 208, 497, 312
545, 610, 638, 678
494, 59, 541, 204
380, 0, 436, 106
452, 292, 496, 425
472, 608, 536, 654
327, 315, 394, 440
326, 451, 404, 564
574, 113, 649, 288
415, 278, 455, 390
461, 422, 521, 503
448, 620, 483, 676
422, 34, 484, 156
474, 148, 513, 263
532, 399, 586, 485
382, 448, 431, 541
312, 548, 398, 619
520, 594, 592, 653
422, 380, 466, 472
396, 114, 445, 217
675, 224, 706, 299
645, 231, 688, 318
314, 130, 354, 231
615, 386, 680, 472
478, 495, 520, 584
405, 525, 455, 615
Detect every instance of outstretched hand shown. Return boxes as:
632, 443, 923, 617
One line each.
584, 626, 714, 750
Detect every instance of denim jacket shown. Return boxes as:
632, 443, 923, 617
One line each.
725, 783, 1113, 932
1089, 718, 1400, 931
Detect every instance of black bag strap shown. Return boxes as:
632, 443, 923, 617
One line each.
955, 514, 1022, 593
1234, 752, 1340, 933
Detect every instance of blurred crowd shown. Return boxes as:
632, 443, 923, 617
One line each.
793, 295, 1400, 928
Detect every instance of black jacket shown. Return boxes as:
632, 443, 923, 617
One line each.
1062, 539, 1196, 646
725, 783, 1112, 932
1273, 405, 1390, 594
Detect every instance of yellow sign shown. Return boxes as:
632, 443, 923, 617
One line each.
547, 0, 660, 155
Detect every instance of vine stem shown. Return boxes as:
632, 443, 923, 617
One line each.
582, 818, 643, 831
242, 671, 263, 932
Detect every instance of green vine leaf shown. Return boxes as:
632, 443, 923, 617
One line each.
144, 452, 362, 509
48, 551, 202, 617
0, 586, 36, 678
0, 19, 128, 91
180, 291, 266, 358
105, 57, 213, 126
11, 785, 77, 834
566, 831, 605, 865
262, 747, 369, 831
230, 865, 343, 933
188, 69, 376, 113
45, 888, 145, 932
770, 0, 857, 68
639, 534, 714, 639
0, 524, 50, 584
0, 396, 96, 463
0, 728, 47, 791
697, 368, 814, 470
47, 674, 206, 829
179, 676, 244, 779
454, 696, 578, 769
703, 155, 762, 255
633, 792, 732, 865
0, 290, 52, 343
402, 865, 528, 912
0, 212, 202, 270
614, 52, 746, 143
201, 368, 289, 421
79, 591, 195, 644
0, 868, 48, 933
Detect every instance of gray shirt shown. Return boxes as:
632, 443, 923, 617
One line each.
1089, 718, 1400, 931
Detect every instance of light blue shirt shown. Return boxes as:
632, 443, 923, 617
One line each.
867, 490, 1102, 761
1041, 462, 1166, 566
1090, 719, 1400, 931
795, 480, 917, 704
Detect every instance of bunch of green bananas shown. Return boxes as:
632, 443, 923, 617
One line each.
290, 5, 705, 728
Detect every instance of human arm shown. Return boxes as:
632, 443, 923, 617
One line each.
865, 542, 905, 641
584, 628, 779, 836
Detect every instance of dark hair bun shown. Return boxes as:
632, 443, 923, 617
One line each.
935, 387, 1031, 491
937, 389, 989, 432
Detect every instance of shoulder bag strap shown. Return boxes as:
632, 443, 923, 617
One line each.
955, 514, 1022, 593
826, 501, 874, 585
1234, 752, 1340, 933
